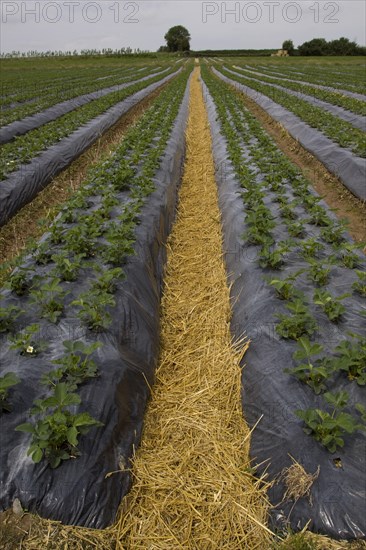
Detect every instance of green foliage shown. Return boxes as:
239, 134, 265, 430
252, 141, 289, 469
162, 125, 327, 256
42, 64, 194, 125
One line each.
286, 221, 305, 238
296, 391, 365, 453
300, 238, 325, 259
0, 372, 20, 412
279, 204, 297, 221
0, 67, 178, 179
41, 340, 102, 390
0, 305, 23, 333
276, 299, 317, 340
244, 204, 276, 245
91, 268, 124, 294
282, 40, 295, 55
298, 36, 365, 56
259, 241, 293, 270
268, 269, 303, 300
313, 289, 349, 322
352, 270, 366, 297
51, 252, 85, 282
16, 383, 102, 468
306, 259, 331, 286
72, 290, 115, 331
306, 205, 331, 227
337, 242, 363, 269
9, 324, 45, 355
30, 278, 67, 323
164, 25, 190, 52
273, 530, 317, 550
8, 268, 32, 296
33, 242, 53, 265
320, 221, 347, 245
330, 337, 366, 385
285, 337, 331, 394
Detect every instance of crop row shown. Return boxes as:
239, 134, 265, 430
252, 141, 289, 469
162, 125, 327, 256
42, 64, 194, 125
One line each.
230, 65, 366, 116
201, 64, 365, 453
0, 66, 191, 469
215, 65, 366, 158
0, 65, 168, 127
250, 63, 366, 94
0, 61, 150, 104
0, 67, 177, 180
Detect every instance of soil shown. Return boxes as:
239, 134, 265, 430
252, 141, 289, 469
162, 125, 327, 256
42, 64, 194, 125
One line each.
0, 508, 32, 550
232, 86, 366, 246
0, 82, 168, 285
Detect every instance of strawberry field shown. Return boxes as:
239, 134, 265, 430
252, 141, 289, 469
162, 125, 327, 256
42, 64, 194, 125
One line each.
0, 56, 365, 546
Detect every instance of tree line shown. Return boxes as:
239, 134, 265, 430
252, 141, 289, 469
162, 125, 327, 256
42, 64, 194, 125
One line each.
283, 37, 366, 56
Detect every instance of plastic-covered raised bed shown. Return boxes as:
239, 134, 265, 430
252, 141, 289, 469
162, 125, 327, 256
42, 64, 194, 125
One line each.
201, 67, 366, 540
0, 69, 181, 227
0, 68, 192, 528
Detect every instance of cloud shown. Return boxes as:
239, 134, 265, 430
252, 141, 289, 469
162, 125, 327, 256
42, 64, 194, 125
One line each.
0, 0, 365, 53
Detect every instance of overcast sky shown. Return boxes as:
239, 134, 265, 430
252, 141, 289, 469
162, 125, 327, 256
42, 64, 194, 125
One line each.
0, 0, 365, 53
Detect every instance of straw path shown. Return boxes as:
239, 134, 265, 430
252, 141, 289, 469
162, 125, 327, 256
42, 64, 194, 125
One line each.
114, 66, 272, 548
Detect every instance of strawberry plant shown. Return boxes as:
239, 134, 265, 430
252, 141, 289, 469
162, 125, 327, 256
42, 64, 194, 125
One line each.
33, 242, 53, 265
285, 337, 332, 394
352, 270, 366, 297
0, 305, 23, 333
306, 259, 332, 286
72, 290, 115, 331
30, 278, 67, 323
313, 289, 350, 322
49, 224, 64, 245
113, 161, 136, 191
0, 372, 20, 412
279, 204, 297, 221
337, 242, 363, 269
63, 225, 99, 257
241, 187, 265, 208
286, 220, 306, 238
102, 222, 136, 266
91, 268, 124, 294
41, 341, 102, 390
51, 252, 85, 282
306, 205, 331, 227
9, 324, 45, 356
276, 299, 317, 340
268, 269, 303, 300
244, 204, 276, 245
259, 241, 293, 270
356, 404, 366, 423
320, 221, 347, 245
8, 268, 33, 296
300, 238, 325, 259
296, 391, 365, 453
330, 337, 366, 385
16, 383, 102, 468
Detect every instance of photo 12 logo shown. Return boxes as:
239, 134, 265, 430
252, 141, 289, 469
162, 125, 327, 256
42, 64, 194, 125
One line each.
202, 2, 340, 24
1, 1, 140, 24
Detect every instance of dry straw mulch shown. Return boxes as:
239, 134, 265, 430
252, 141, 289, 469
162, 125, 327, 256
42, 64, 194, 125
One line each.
115, 66, 272, 548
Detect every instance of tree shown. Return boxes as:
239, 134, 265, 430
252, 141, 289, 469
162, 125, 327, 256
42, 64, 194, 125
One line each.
164, 26, 190, 52
298, 38, 328, 56
327, 37, 359, 55
282, 39, 294, 55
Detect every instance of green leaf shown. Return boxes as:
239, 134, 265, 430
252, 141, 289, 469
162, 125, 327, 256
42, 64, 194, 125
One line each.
0, 372, 20, 389
15, 422, 34, 433
67, 426, 79, 446
31, 447, 43, 463
337, 413, 358, 434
